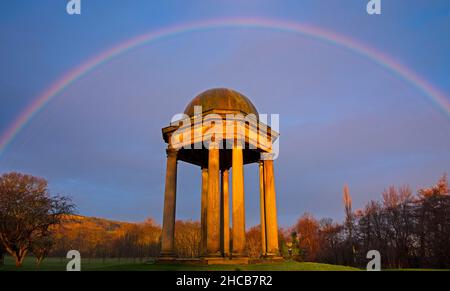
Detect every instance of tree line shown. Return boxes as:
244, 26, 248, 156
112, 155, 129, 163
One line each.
49, 217, 201, 260
279, 174, 450, 269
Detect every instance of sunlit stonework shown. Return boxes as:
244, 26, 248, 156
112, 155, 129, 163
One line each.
158, 88, 281, 264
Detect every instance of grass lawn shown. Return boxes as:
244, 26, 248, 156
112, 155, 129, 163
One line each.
0, 256, 360, 271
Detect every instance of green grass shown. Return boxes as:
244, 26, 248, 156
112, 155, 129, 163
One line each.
0, 256, 360, 271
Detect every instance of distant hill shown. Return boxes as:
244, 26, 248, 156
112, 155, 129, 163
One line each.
50, 215, 161, 258
59, 214, 140, 233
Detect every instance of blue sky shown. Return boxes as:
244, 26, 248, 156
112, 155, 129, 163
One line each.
1, 0, 449, 227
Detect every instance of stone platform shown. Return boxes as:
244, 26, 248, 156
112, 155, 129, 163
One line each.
156, 257, 250, 265
156, 257, 204, 265
202, 257, 250, 265
249, 256, 284, 264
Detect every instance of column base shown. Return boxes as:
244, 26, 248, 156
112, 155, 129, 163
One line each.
201, 250, 223, 258
261, 253, 284, 262
231, 252, 248, 258
156, 256, 177, 264
262, 252, 278, 257
203, 257, 249, 265
159, 250, 175, 258
156, 257, 204, 265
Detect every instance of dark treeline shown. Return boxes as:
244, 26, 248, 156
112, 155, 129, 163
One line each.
278, 174, 450, 269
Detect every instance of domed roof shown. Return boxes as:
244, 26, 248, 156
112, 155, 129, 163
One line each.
184, 88, 258, 117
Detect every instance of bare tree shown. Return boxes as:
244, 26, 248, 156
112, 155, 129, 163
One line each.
416, 174, 450, 268
343, 185, 355, 264
381, 185, 415, 267
174, 220, 200, 258
317, 218, 344, 264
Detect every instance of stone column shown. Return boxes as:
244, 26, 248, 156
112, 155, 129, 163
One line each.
206, 143, 221, 256
232, 144, 246, 256
259, 161, 267, 256
200, 166, 208, 256
221, 168, 230, 257
263, 158, 279, 256
160, 148, 178, 257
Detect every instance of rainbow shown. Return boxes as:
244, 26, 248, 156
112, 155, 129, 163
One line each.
1, 18, 449, 156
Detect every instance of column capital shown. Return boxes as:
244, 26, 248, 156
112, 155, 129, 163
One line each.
206, 140, 221, 150
166, 148, 178, 158
233, 138, 245, 149
261, 152, 276, 161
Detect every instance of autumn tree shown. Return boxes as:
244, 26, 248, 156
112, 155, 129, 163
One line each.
0, 172, 74, 266
136, 219, 161, 258
295, 213, 320, 261
49, 215, 161, 259
246, 226, 261, 258
174, 220, 200, 258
